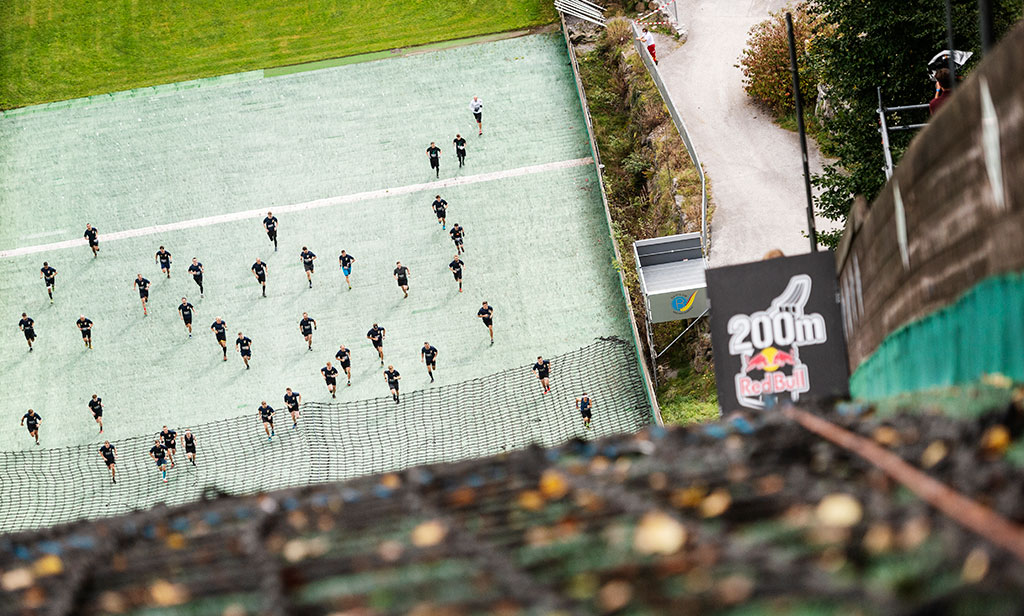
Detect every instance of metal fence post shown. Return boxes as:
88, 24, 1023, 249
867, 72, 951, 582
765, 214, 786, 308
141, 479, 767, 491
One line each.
877, 88, 895, 179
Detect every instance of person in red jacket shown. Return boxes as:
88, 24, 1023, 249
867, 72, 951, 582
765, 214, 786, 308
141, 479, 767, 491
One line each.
929, 68, 953, 116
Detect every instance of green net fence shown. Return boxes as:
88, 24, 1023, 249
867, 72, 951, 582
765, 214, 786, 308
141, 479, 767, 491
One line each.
0, 336, 649, 534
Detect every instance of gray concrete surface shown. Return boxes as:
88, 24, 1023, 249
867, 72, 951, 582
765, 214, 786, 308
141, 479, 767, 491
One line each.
654, 0, 838, 266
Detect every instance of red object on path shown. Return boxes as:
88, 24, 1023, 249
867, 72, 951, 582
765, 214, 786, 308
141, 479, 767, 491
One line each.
647, 44, 658, 63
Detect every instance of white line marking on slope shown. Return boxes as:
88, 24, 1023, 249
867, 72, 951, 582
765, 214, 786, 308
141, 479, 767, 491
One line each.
0, 157, 593, 259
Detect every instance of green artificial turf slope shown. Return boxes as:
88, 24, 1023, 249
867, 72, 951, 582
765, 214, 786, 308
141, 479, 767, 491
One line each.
0, 34, 636, 451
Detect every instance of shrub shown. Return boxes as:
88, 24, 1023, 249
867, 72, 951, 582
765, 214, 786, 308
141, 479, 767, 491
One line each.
588, 87, 618, 109
738, 3, 818, 116
636, 98, 667, 134
602, 17, 633, 51
623, 149, 652, 176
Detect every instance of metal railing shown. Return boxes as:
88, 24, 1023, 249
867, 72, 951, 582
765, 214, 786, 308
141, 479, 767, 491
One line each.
630, 21, 709, 263
877, 87, 931, 179
555, 0, 606, 27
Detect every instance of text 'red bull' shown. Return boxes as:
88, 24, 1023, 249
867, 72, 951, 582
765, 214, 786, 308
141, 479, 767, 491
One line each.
736, 365, 810, 397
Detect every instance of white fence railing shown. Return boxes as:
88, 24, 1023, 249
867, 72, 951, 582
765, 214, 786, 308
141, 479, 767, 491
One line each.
631, 21, 709, 262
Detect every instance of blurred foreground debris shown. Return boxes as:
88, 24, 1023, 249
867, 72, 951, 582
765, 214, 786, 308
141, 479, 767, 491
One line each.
3, 390, 1024, 615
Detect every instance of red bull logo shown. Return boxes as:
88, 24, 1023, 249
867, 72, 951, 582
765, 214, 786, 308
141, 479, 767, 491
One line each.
726, 274, 828, 409
743, 347, 797, 373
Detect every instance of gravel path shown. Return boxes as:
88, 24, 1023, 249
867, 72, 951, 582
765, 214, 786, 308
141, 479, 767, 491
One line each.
655, 0, 838, 266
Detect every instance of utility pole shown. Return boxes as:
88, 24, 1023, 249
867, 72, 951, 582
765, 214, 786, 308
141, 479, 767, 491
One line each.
786, 12, 818, 252
944, 0, 957, 89
977, 0, 994, 54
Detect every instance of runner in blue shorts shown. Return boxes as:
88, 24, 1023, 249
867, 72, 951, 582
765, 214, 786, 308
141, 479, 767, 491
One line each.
235, 332, 253, 369
339, 250, 355, 290
258, 401, 276, 441
150, 439, 169, 483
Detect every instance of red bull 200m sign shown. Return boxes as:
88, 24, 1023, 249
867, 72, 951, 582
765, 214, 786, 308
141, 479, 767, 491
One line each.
707, 252, 848, 412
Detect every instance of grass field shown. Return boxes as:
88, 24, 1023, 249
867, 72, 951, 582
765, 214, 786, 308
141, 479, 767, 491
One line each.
0, 34, 643, 453
0, 0, 557, 109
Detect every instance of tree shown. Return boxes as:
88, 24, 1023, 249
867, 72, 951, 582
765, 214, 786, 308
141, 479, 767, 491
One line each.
739, 4, 819, 117
806, 0, 1023, 247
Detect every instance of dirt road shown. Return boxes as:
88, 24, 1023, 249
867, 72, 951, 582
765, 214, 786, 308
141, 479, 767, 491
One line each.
656, 0, 837, 265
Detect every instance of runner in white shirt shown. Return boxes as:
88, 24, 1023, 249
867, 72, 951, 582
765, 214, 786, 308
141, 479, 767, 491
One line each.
470, 96, 483, 135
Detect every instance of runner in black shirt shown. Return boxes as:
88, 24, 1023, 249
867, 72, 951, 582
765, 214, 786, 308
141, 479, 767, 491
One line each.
432, 195, 448, 229
159, 426, 178, 467
182, 429, 197, 465
576, 394, 593, 430
299, 312, 317, 350
335, 345, 352, 386
449, 255, 464, 293
384, 365, 401, 403
421, 342, 439, 383
150, 439, 169, 483
284, 388, 302, 428
449, 224, 465, 254
251, 258, 268, 297
20, 410, 41, 445
134, 274, 151, 316
211, 317, 228, 360
155, 246, 172, 278
259, 402, 276, 440
178, 297, 195, 337
188, 258, 204, 297
88, 394, 105, 433
300, 247, 317, 288
426, 142, 441, 178
77, 315, 93, 349
263, 212, 278, 251
338, 251, 355, 290
235, 332, 253, 369
394, 261, 411, 298
19, 313, 36, 351
99, 441, 117, 483
453, 134, 467, 167
477, 302, 494, 344
321, 362, 339, 398
367, 323, 386, 365
40, 262, 57, 303
532, 357, 552, 394
84, 223, 99, 258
